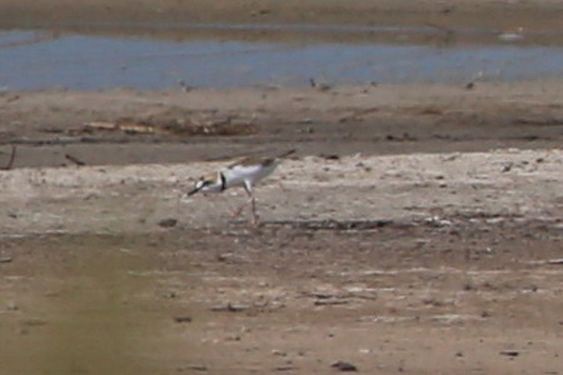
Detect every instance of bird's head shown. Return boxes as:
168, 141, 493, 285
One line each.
187, 173, 223, 196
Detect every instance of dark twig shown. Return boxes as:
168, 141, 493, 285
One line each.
65, 153, 86, 166
1, 145, 16, 170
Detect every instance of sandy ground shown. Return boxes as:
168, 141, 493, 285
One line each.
1, 84, 563, 372
0, 149, 562, 374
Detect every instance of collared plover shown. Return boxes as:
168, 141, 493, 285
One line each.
188, 149, 295, 224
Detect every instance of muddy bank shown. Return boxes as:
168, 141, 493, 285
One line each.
1, 82, 563, 168
1, 0, 563, 37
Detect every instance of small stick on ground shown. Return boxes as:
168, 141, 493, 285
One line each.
1, 145, 16, 170
65, 153, 86, 166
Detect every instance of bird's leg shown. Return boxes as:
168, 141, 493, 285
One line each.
229, 190, 247, 219
244, 181, 259, 225
230, 181, 254, 222
230, 202, 246, 220
250, 195, 258, 225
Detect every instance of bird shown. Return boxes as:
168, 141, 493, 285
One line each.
187, 149, 295, 224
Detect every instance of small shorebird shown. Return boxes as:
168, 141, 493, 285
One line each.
187, 149, 295, 224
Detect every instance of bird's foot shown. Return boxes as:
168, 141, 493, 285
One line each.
251, 213, 260, 227
230, 205, 245, 220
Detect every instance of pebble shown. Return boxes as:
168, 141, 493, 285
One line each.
331, 361, 358, 372
158, 218, 178, 228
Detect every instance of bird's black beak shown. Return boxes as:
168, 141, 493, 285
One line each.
187, 187, 201, 196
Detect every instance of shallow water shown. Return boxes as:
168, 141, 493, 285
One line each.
1, 29, 563, 90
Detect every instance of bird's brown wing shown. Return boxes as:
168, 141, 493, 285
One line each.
227, 155, 275, 168
226, 149, 295, 169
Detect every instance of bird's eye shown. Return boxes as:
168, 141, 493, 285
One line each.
197, 180, 212, 189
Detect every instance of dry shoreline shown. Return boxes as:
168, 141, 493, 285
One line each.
1, 85, 562, 373
1, 149, 562, 374
1, 0, 563, 40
